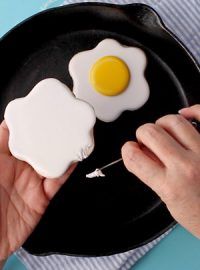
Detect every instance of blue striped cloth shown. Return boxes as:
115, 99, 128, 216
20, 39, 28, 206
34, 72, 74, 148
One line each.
16, 0, 200, 269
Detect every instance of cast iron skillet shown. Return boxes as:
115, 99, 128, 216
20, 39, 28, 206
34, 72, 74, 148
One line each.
0, 3, 199, 256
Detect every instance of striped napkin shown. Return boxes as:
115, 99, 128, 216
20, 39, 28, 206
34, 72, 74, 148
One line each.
16, 0, 200, 269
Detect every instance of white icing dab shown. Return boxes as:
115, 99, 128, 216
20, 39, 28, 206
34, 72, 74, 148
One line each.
86, 169, 105, 179
4, 78, 96, 179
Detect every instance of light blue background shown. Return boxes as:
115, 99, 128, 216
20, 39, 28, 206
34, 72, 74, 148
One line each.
1, 1, 200, 269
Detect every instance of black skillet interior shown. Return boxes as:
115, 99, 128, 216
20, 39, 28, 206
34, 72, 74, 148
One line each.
0, 3, 199, 256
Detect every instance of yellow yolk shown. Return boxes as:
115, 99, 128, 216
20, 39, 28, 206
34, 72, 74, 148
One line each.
89, 56, 130, 96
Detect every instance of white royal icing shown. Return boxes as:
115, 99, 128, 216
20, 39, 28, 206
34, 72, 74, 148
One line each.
4, 78, 96, 178
69, 39, 150, 122
86, 169, 105, 179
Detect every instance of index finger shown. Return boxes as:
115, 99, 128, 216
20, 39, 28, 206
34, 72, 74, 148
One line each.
122, 141, 165, 193
136, 123, 187, 167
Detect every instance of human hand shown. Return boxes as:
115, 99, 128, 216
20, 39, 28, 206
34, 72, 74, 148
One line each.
0, 121, 76, 260
122, 105, 200, 238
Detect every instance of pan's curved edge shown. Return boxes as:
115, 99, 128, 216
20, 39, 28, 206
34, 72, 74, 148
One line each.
121, 3, 200, 71
0, 2, 144, 42
23, 220, 177, 257
1, 2, 199, 71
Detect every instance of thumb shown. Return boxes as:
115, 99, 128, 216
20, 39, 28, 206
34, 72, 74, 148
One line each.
43, 163, 77, 200
179, 104, 200, 121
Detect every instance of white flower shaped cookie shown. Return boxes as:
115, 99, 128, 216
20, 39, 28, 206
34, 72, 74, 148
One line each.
69, 39, 150, 122
4, 78, 96, 178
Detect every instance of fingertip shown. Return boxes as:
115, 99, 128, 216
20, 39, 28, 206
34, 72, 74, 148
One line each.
122, 141, 137, 159
178, 105, 200, 121
121, 141, 131, 155
0, 120, 10, 154
179, 105, 200, 113
1, 120, 8, 130
121, 141, 141, 172
178, 108, 187, 114
178, 107, 192, 119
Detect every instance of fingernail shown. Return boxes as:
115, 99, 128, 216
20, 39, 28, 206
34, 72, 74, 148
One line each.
178, 108, 187, 114
121, 143, 129, 157
122, 142, 137, 163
